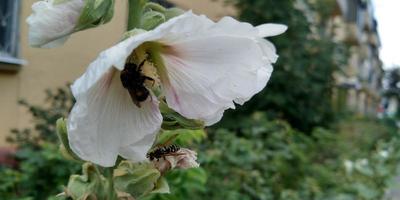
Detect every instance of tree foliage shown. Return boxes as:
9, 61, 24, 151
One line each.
219, 0, 348, 132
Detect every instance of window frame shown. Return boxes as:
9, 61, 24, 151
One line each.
0, 0, 25, 67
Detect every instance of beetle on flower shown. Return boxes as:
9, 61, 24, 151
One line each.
67, 11, 287, 167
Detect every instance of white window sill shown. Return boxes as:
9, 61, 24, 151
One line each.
0, 55, 26, 71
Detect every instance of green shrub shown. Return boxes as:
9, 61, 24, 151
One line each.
1, 87, 80, 200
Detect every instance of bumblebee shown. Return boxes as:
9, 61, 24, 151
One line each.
120, 59, 154, 107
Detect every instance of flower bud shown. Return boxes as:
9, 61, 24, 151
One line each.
74, 0, 115, 31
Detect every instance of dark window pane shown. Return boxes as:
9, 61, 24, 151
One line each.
150, 0, 174, 8
0, 0, 20, 58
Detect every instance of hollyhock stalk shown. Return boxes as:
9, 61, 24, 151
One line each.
103, 1, 148, 199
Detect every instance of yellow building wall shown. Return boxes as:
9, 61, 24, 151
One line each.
0, 0, 232, 146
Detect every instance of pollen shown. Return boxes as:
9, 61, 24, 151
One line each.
142, 61, 161, 88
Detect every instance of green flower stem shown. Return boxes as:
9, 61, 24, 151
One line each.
127, 0, 148, 30
105, 167, 117, 200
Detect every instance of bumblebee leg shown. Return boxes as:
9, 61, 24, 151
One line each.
144, 76, 155, 87
137, 59, 147, 71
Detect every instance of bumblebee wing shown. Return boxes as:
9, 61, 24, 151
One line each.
155, 135, 179, 148
127, 89, 141, 108
163, 152, 186, 157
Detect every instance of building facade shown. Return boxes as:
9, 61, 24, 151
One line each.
332, 0, 383, 116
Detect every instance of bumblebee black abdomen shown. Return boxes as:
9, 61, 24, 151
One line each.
134, 89, 149, 101
120, 61, 152, 107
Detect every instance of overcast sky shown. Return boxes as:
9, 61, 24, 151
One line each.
373, 0, 400, 69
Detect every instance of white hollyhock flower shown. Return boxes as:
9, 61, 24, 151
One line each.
67, 11, 286, 167
27, 0, 85, 48
27, 0, 114, 48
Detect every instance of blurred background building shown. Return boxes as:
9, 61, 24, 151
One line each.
332, 0, 383, 116
0, 0, 383, 146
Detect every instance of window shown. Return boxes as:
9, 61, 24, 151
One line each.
0, 0, 24, 65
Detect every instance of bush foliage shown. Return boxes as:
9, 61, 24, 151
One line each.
1, 87, 398, 200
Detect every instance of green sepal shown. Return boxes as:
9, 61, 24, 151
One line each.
141, 11, 166, 31
122, 28, 147, 40
64, 163, 113, 200
164, 8, 185, 20
155, 129, 206, 147
151, 177, 170, 194
74, 0, 115, 32
114, 161, 169, 198
56, 118, 83, 162
160, 101, 205, 130
144, 2, 184, 21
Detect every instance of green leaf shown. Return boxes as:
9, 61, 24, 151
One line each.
155, 129, 206, 147
151, 177, 170, 194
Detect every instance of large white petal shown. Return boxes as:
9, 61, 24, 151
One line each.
258, 39, 279, 63
256, 23, 288, 38
27, 0, 85, 48
235, 63, 273, 105
67, 69, 162, 167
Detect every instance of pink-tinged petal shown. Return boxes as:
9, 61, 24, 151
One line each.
256, 23, 288, 38
161, 35, 265, 125
67, 69, 162, 167
27, 0, 85, 48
